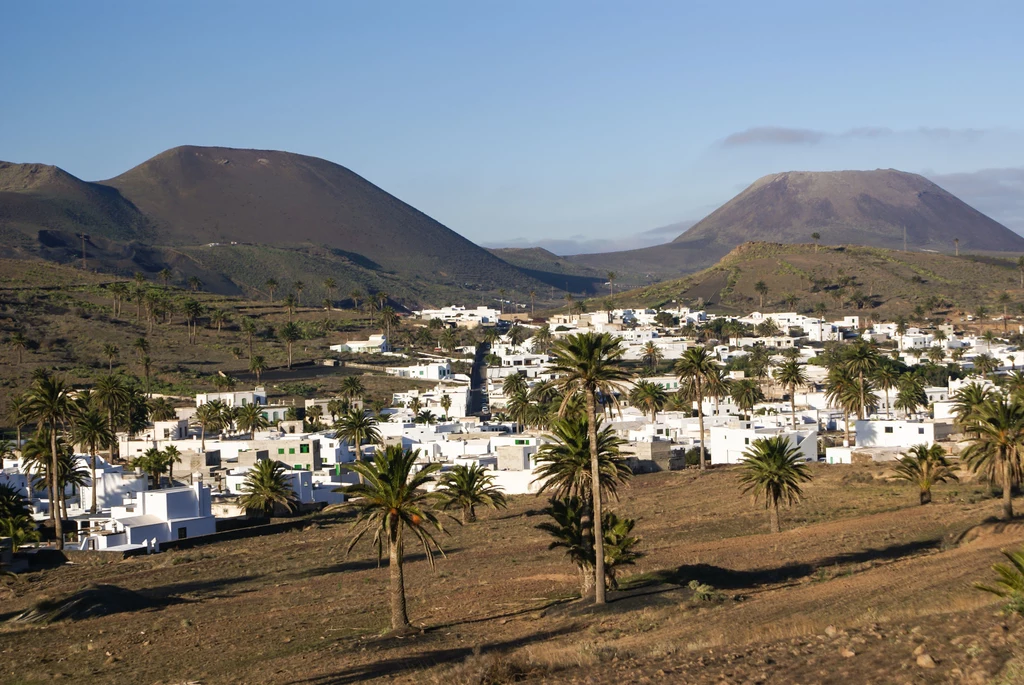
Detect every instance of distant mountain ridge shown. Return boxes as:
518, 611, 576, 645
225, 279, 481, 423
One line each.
567, 169, 1024, 281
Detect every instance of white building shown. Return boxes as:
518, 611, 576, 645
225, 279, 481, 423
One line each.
386, 362, 452, 381
330, 334, 388, 354
80, 483, 216, 551
853, 419, 955, 448
196, 387, 268, 408
709, 423, 818, 465
414, 306, 501, 327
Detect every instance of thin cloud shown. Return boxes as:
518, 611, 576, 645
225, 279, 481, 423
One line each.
721, 125, 989, 147
929, 167, 1024, 233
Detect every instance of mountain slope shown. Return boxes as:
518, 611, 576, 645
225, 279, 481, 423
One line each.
568, 169, 1024, 281
100, 145, 529, 289
486, 246, 607, 293
0, 161, 153, 247
606, 241, 1024, 317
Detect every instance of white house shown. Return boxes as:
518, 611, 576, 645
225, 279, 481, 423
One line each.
196, 387, 268, 408
80, 483, 216, 551
853, 419, 955, 448
386, 362, 452, 381
330, 334, 388, 354
709, 423, 818, 465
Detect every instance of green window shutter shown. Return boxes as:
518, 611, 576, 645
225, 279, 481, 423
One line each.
300, 444, 310, 454
278, 448, 284, 455
294, 464, 302, 470
289, 448, 295, 455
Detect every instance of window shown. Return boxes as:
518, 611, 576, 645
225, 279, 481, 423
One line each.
177, 527, 187, 540
278, 448, 285, 455
884, 427, 894, 434
300, 444, 310, 454
294, 464, 303, 470
235, 484, 242, 492
289, 448, 296, 455
744, 438, 750, 445
262, 412, 269, 420
918, 428, 925, 434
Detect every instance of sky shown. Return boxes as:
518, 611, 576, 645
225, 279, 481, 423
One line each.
3, 1, 1024, 254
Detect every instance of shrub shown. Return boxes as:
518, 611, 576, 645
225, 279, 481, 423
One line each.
688, 579, 723, 602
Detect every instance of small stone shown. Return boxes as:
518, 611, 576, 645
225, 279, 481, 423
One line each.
913, 644, 926, 656
840, 648, 855, 658
283, 637, 292, 643
916, 654, 936, 668
824, 625, 838, 638
103, 656, 118, 666
86, 644, 95, 651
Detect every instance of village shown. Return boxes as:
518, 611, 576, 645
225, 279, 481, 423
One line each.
1, 300, 1012, 562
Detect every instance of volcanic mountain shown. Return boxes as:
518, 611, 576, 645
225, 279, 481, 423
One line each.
568, 169, 1024, 280
0, 146, 561, 302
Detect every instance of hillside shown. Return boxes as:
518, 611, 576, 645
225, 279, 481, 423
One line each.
605, 241, 1024, 317
568, 169, 1024, 281
0, 161, 154, 250
486, 246, 607, 294
101, 146, 531, 291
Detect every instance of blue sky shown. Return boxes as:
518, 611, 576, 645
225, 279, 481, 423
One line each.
3, 1, 1024, 253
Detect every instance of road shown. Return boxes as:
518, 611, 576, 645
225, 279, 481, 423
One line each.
467, 342, 490, 417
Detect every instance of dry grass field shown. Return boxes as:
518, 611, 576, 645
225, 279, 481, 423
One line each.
3, 464, 1024, 684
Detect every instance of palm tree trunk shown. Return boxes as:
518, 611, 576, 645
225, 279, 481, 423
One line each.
696, 380, 706, 471
464, 505, 475, 524
790, 390, 796, 429
920, 487, 931, 505
586, 392, 607, 604
843, 409, 851, 447
770, 500, 780, 533
50, 427, 64, 549
201, 425, 206, 452
90, 451, 98, 514
1003, 460, 1014, 520
389, 526, 409, 631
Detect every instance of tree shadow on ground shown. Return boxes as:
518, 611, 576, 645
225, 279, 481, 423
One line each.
285, 549, 463, 580
5, 574, 258, 625
630, 537, 943, 592
286, 626, 580, 685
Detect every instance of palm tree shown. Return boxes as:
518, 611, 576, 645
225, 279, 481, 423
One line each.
975, 547, 1024, 603
209, 308, 228, 332
236, 404, 270, 436
163, 445, 182, 485
73, 410, 113, 513
9, 331, 28, 364
249, 355, 267, 383
952, 381, 996, 437
103, 344, 119, 371
335, 409, 382, 467
894, 444, 959, 505
730, 378, 765, 420
640, 341, 663, 372
283, 293, 298, 319
158, 268, 172, 287
754, 281, 769, 309
22, 374, 78, 548
265, 278, 279, 303
825, 366, 858, 446
440, 394, 452, 420
629, 380, 668, 423
534, 416, 631, 505
434, 464, 507, 523
279, 322, 301, 369
241, 317, 257, 359
8, 396, 28, 452
182, 299, 203, 344
1018, 256, 1024, 288
606, 272, 616, 297
845, 340, 880, 420
379, 306, 399, 344
194, 402, 224, 451
340, 376, 365, 401
738, 436, 812, 533
238, 459, 299, 516
773, 359, 808, 428
187, 276, 202, 292
93, 374, 129, 462
323, 277, 337, 313
894, 373, 927, 418
811, 232, 820, 252
547, 332, 630, 604
674, 346, 718, 470
344, 445, 445, 633
962, 398, 1024, 520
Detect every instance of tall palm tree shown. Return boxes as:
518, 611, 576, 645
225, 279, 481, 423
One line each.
952, 381, 996, 437
279, 322, 301, 369
730, 378, 765, 421
674, 346, 718, 470
236, 404, 270, 436
93, 374, 129, 462
440, 394, 452, 420
773, 359, 808, 428
238, 459, 299, 516
9, 331, 28, 364
895, 373, 927, 418
194, 401, 225, 451
344, 445, 445, 633
738, 436, 812, 533
7, 396, 28, 453
629, 380, 668, 423
22, 374, 78, 547
534, 416, 631, 502
873, 361, 900, 418
265, 278, 279, 303
548, 332, 630, 604
962, 398, 1024, 520
293, 281, 305, 306
73, 410, 113, 513
249, 355, 267, 383
894, 444, 959, 505
335, 409, 382, 468
754, 281, 769, 309
845, 340, 880, 420
163, 445, 182, 485
340, 376, 365, 402
434, 463, 507, 523
103, 343, 119, 371
323, 277, 337, 313
640, 341, 663, 372
825, 366, 859, 446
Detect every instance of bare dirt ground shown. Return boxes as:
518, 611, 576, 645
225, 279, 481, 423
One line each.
3, 465, 1024, 684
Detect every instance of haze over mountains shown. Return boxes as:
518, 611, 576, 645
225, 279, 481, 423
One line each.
567, 169, 1024, 282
